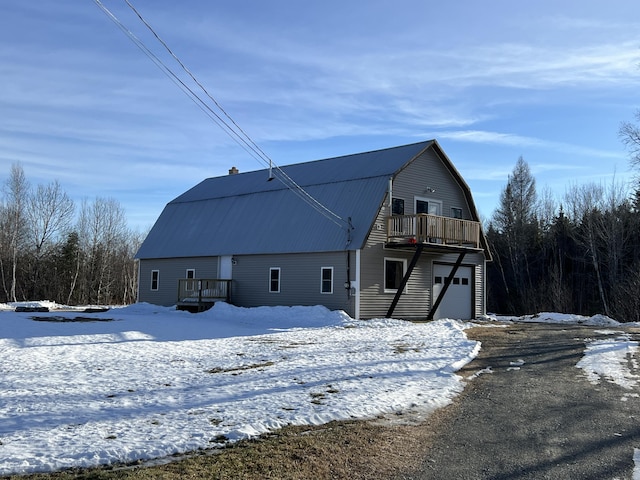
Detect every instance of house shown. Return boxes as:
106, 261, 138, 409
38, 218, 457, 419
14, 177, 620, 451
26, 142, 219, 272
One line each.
135, 140, 491, 320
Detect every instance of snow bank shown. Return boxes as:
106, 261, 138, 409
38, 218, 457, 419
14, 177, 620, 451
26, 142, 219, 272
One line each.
482, 312, 621, 327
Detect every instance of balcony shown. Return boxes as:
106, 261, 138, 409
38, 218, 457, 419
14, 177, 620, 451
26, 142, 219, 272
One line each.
386, 214, 481, 250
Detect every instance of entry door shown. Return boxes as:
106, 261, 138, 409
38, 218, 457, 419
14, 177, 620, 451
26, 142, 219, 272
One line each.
415, 198, 441, 216
416, 198, 442, 242
433, 264, 473, 320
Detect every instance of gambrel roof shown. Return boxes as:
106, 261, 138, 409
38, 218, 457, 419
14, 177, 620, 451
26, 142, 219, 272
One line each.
135, 140, 483, 259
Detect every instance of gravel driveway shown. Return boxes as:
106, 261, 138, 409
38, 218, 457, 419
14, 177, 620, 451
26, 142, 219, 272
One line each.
410, 322, 640, 480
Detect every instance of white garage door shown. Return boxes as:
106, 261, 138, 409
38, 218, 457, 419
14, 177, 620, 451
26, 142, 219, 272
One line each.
433, 264, 473, 320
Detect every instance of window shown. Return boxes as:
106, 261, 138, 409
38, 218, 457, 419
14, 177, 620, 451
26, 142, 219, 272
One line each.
416, 198, 442, 216
186, 269, 196, 291
151, 270, 159, 291
416, 199, 430, 214
384, 258, 407, 292
452, 207, 463, 219
392, 198, 405, 215
321, 267, 333, 294
461, 277, 469, 286
269, 267, 281, 293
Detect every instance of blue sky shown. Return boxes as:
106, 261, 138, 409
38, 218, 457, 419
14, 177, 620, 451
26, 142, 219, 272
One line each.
1, 1, 640, 230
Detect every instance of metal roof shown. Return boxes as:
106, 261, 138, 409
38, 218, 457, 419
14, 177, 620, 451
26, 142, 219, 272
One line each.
136, 141, 433, 259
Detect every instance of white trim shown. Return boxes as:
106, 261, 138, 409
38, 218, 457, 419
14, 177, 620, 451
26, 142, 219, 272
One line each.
219, 255, 233, 279
414, 196, 442, 215
320, 266, 334, 294
354, 250, 361, 319
482, 258, 487, 317
150, 270, 159, 291
269, 267, 281, 293
185, 268, 196, 291
383, 257, 407, 294
135, 260, 140, 303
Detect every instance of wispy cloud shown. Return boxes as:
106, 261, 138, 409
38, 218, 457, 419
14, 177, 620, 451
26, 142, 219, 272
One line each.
1, 1, 639, 229
438, 130, 624, 160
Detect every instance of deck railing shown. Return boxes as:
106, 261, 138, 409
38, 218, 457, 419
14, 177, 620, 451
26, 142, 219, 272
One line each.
177, 278, 231, 305
386, 214, 481, 248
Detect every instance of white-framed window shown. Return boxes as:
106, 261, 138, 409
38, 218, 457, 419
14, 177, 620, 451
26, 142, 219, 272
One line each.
186, 268, 196, 291
321, 267, 334, 294
384, 258, 407, 293
269, 267, 281, 293
415, 197, 442, 216
451, 207, 463, 219
151, 270, 159, 291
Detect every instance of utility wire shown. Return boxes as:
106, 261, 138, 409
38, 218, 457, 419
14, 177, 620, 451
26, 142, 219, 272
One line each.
93, 0, 273, 169
94, 0, 350, 231
122, 0, 348, 231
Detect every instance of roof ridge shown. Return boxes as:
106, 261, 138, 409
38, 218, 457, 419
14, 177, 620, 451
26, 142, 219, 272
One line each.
169, 174, 393, 204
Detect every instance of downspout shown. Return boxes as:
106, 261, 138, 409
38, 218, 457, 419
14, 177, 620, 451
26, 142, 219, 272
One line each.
345, 217, 360, 318
345, 217, 353, 298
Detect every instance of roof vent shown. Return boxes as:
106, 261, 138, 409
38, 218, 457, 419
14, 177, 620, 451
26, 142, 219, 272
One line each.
228, 166, 239, 175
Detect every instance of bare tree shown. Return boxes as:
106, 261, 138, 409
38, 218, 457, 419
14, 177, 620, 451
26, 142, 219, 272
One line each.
563, 179, 630, 317
620, 110, 640, 170
26, 180, 75, 297
27, 180, 75, 255
0, 198, 9, 300
76, 197, 130, 304
2, 164, 30, 302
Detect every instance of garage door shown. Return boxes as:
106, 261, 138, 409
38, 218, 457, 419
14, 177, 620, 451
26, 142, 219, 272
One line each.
433, 264, 473, 320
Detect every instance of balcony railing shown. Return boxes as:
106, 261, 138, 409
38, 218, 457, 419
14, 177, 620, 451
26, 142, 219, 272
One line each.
177, 278, 231, 310
386, 214, 481, 249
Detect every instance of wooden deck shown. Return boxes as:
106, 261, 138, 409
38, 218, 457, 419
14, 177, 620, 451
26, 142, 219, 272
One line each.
386, 214, 481, 250
176, 279, 231, 312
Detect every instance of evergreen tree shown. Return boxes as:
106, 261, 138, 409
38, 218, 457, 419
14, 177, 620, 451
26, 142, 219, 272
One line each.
490, 157, 539, 313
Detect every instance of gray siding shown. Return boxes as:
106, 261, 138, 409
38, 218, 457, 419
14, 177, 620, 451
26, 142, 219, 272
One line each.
358, 149, 487, 320
392, 148, 473, 219
232, 252, 355, 315
136, 142, 487, 319
359, 238, 436, 319
138, 257, 219, 306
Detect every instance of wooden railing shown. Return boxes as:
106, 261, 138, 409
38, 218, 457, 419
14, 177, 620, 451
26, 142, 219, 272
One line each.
386, 214, 480, 248
177, 278, 231, 305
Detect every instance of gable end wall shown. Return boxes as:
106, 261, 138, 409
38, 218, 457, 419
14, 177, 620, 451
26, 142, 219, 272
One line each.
358, 147, 486, 319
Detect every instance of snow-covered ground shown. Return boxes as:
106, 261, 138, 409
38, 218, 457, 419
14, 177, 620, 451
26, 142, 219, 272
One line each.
0, 302, 479, 475
0, 303, 638, 475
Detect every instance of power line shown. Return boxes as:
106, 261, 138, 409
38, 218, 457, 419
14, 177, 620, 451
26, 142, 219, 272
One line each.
93, 0, 270, 168
121, 0, 348, 231
93, 0, 350, 232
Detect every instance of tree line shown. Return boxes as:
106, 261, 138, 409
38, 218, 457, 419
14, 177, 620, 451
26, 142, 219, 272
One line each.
0, 164, 143, 305
487, 143, 640, 322
3, 114, 640, 313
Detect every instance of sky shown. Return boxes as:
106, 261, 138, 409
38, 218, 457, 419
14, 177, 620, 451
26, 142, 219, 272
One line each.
0, 301, 634, 475
1, 1, 640, 230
